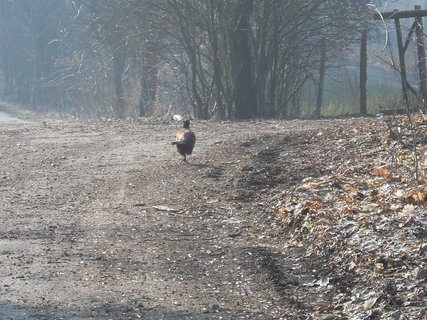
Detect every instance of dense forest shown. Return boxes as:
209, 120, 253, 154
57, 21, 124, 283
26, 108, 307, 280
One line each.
0, 0, 385, 120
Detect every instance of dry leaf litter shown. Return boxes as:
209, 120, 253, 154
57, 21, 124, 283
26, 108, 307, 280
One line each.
263, 115, 427, 319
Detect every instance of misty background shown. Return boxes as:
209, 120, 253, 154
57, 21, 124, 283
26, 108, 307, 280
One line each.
0, 0, 425, 120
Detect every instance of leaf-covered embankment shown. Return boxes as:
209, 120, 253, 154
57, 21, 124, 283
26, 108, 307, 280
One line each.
239, 116, 427, 319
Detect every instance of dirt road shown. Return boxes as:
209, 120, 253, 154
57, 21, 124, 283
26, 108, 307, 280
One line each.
0, 115, 353, 319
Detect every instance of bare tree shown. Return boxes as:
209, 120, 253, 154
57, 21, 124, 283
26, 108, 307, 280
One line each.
0, 0, 385, 120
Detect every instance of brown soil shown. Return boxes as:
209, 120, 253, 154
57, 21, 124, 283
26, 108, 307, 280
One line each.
0, 114, 370, 319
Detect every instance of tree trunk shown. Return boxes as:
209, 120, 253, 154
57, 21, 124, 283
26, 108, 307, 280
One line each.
139, 41, 158, 117
291, 87, 302, 118
209, 0, 225, 120
316, 37, 326, 119
113, 48, 126, 118
268, 1, 280, 117
231, 0, 257, 119
360, 30, 368, 116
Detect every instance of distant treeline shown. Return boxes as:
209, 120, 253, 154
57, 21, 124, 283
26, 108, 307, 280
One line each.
0, 0, 384, 119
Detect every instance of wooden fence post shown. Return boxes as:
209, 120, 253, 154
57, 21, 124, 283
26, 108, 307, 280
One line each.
415, 5, 427, 107
395, 17, 410, 106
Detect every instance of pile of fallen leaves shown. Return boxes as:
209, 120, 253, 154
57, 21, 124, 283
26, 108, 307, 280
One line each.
269, 115, 427, 319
